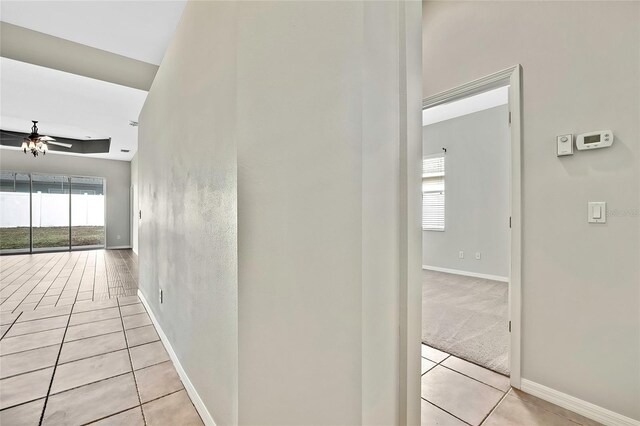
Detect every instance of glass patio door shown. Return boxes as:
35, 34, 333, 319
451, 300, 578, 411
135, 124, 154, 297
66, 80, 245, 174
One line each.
71, 177, 105, 249
31, 174, 71, 251
0, 172, 31, 254
0, 173, 106, 254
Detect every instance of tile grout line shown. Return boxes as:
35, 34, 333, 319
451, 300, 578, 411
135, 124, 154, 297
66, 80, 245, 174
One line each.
0, 252, 54, 290
37, 309, 73, 426
0, 396, 46, 414
116, 296, 148, 426
5, 309, 72, 325
2, 352, 178, 415
35, 253, 80, 311
479, 389, 511, 426
0, 256, 26, 276
421, 347, 510, 426
55, 252, 88, 308
7, 256, 58, 312
19, 253, 76, 313
54, 253, 87, 308
421, 397, 473, 426
91, 251, 98, 302
1, 250, 137, 315
0, 257, 44, 291
0, 344, 166, 382
2, 321, 69, 340
105, 251, 112, 299
422, 345, 510, 393
78, 388, 184, 426
0, 311, 23, 340
438, 364, 510, 394
2, 253, 57, 310
4, 299, 141, 332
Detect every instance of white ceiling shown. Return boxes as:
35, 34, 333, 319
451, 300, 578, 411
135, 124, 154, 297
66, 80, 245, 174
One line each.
0, 0, 186, 65
0, 1, 186, 161
423, 86, 509, 127
1, 57, 148, 161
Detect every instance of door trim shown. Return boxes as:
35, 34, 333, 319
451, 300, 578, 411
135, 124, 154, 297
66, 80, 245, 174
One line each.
421, 65, 523, 388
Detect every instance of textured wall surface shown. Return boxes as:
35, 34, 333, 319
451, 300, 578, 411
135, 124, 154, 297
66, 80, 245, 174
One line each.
138, 1, 421, 424
423, 1, 640, 419
138, 2, 239, 424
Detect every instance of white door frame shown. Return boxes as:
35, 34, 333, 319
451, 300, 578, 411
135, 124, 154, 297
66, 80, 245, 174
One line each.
420, 65, 523, 388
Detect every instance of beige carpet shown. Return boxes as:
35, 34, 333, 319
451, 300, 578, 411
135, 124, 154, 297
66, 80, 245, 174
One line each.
422, 269, 509, 376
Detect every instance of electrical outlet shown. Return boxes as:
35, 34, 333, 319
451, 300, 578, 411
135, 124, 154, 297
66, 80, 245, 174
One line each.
117, 235, 121, 240
458, 251, 464, 259
475, 252, 481, 260
159, 289, 163, 304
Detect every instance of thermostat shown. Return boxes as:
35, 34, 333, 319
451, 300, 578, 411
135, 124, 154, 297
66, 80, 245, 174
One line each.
557, 134, 573, 156
576, 130, 613, 151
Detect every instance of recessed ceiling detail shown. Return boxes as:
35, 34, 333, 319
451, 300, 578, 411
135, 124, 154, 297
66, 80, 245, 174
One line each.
1, 128, 111, 155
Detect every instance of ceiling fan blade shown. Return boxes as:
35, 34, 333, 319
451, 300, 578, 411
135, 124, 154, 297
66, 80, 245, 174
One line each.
38, 136, 56, 142
47, 141, 73, 148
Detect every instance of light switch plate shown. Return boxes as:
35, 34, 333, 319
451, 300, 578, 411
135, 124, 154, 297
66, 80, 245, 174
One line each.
588, 202, 606, 223
557, 134, 573, 156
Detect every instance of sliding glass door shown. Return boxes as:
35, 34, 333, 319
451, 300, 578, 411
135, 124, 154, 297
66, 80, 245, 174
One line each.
0, 172, 31, 254
71, 177, 105, 249
0, 172, 105, 254
32, 174, 71, 251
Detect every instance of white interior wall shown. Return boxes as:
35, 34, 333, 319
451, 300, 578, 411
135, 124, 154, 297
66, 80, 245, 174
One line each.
138, 2, 239, 423
423, 1, 640, 420
138, 1, 421, 424
0, 149, 130, 248
422, 105, 510, 279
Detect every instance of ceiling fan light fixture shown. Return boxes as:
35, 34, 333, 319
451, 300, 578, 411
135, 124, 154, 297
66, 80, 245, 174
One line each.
18, 120, 63, 158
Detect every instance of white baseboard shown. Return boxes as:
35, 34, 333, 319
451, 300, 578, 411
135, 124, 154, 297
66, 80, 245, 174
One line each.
521, 379, 639, 426
422, 265, 508, 282
137, 290, 217, 426
107, 245, 132, 250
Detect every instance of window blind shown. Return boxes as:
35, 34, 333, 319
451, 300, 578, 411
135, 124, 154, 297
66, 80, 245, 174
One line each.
423, 154, 445, 230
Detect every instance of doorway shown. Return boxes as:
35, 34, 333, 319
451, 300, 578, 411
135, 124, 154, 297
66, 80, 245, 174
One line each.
422, 85, 511, 374
418, 66, 522, 425
0, 172, 106, 254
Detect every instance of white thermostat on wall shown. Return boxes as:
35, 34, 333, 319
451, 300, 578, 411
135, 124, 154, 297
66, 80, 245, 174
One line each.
557, 134, 573, 156
575, 130, 614, 151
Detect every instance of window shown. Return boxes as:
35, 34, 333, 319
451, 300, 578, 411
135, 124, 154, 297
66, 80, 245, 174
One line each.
422, 153, 445, 231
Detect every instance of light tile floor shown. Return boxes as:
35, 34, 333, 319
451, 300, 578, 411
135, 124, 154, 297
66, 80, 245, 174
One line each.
421, 343, 602, 426
1, 250, 138, 315
0, 294, 203, 425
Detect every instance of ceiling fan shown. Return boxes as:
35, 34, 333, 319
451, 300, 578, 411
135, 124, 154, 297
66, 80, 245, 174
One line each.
0, 123, 111, 155
20, 121, 72, 157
